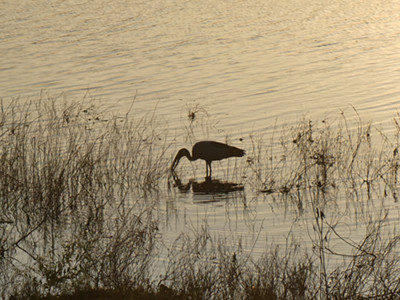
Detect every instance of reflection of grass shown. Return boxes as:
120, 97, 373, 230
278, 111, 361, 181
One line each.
3, 97, 400, 299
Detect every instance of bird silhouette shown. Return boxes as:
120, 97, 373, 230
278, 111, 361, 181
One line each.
171, 141, 245, 177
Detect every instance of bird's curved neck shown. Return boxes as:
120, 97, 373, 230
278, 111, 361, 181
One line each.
186, 152, 195, 161
171, 148, 196, 171
179, 148, 195, 161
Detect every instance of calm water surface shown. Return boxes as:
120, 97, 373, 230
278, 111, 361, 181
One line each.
2, 0, 400, 132
3, 0, 400, 263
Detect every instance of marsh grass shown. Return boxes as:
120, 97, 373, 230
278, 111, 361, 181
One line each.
246, 111, 400, 209
3, 97, 400, 299
160, 220, 314, 300
0, 95, 169, 299
158, 212, 400, 300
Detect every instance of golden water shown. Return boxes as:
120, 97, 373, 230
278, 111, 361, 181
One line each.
3, 0, 400, 265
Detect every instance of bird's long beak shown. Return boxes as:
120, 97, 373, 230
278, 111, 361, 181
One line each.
171, 148, 188, 172
170, 156, 179, 171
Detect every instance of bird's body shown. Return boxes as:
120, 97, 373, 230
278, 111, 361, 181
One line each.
171, 141, 245, 177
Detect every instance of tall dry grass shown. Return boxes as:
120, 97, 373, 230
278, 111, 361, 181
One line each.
0, 95, 169, 298
246, 111, 400, 209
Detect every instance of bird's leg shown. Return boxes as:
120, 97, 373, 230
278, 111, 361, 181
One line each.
205, 162, 212, 178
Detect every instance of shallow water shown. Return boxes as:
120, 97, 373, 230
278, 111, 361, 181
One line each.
2, 0, 400, 134
3, 0, 400, 273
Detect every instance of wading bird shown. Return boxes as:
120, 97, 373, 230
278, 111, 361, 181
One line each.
171, 141, 245, 177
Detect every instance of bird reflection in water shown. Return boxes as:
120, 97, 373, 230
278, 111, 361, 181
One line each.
171, 171, 244, 195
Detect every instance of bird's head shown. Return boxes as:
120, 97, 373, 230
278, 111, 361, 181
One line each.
171, 148, 192, 171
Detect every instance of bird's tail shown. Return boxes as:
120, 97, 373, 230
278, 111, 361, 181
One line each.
230, 146, 245, 157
